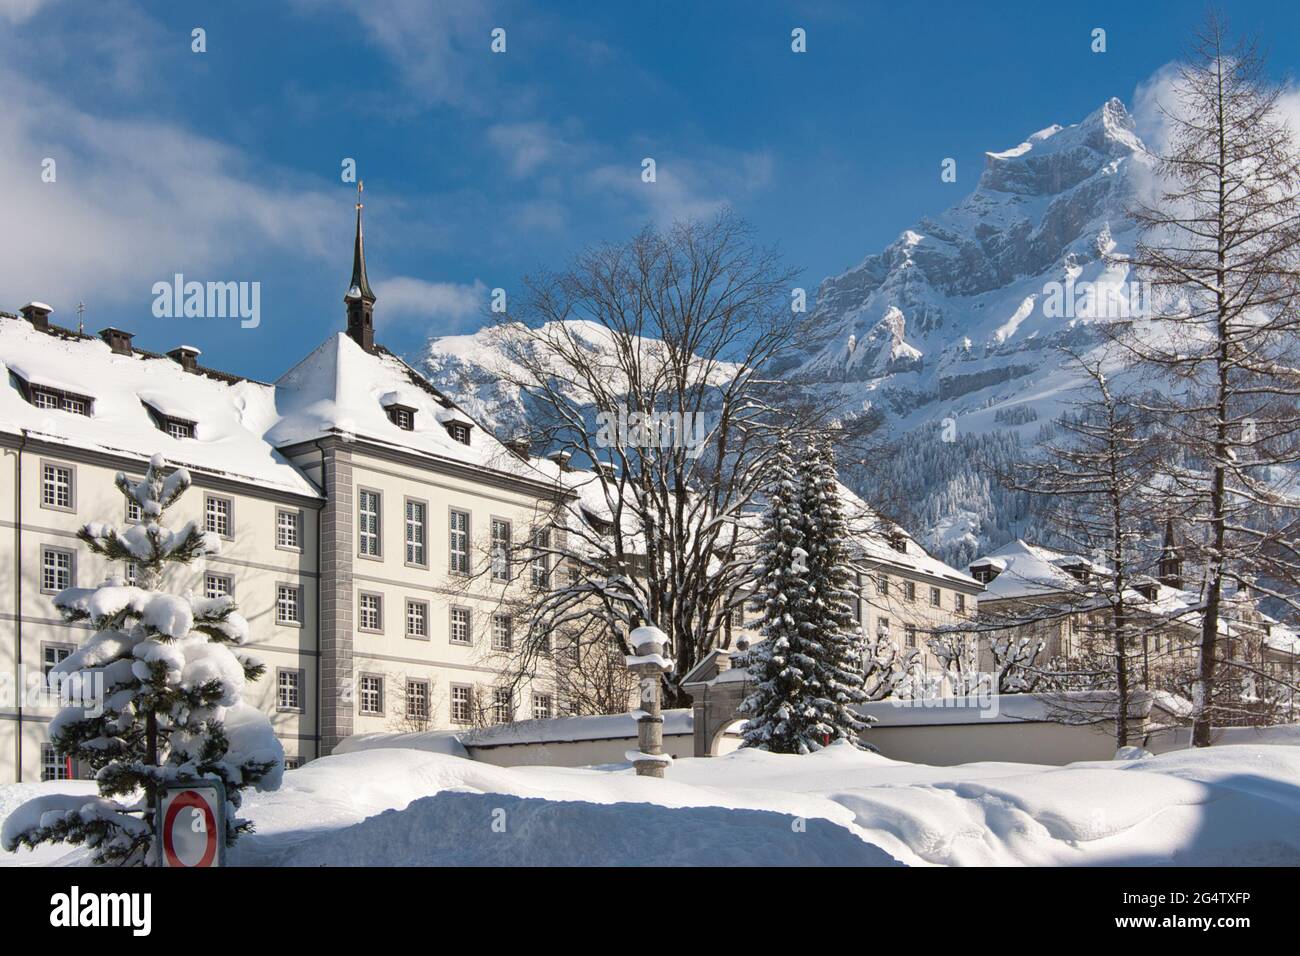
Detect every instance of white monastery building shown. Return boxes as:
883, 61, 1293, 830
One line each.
0, 198, 979, 783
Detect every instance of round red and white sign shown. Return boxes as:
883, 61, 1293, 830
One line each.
160, 788, 221, 868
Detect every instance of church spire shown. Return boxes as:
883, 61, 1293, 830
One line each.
345, 181, 377, 352
1158, 518, 1183, 590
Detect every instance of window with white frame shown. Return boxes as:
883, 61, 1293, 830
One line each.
491, 614, 513, 651
905, 580, 917, 602
359, 490, 381, 557
406, 679, 429, 721
277, 669, 302, 711
358, 675, 383, 715
41, 547, 72, 592
955, 593, 966, 613
284, 756, 304, 771
205, 573, 232, 599
449, 509, 469, 573
730, 604, 745, 628
33, 389, 59, 410
531, 529, 551, 588
124, 561, 138, 586
930, 585, 942, 608
490, 518, 511, 582
41, 743, 70, 782
41, 463, 73, 510
405, 500, 426, 565
878, 617, 891, 640
166, 419, 193, 440
124, 478, 142, 522
532, 692, 554, 721
447, 422, 471, 445
493, 687, 513, 724
451, 684, 472, 723
450, 606, 471, 644
359, 593, 382, 631
876, 573, 889, 596
904, 624, 917, 647
42, 643, 72, 681
205, 495, 231, 537
406, 600, 428, 638
277, 509, 300, 549
277, 584, 301, 625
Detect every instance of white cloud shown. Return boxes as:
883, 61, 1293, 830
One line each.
585, 150, 774, 227
487, 121, 577, 178
297, 0, 498, 110
0, 67, 340, 316
0, 0, 53, 24
375, 276, 487, 331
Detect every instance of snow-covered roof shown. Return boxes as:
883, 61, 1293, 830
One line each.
966, 538, 1104, 601
0, 318, 319, 497
835, 481, 980, 588
270, 332, 564, 488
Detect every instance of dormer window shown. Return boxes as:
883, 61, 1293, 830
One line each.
1063, 563, 1090, 584
165, 419, 195, 440
20, 382, 93, 417
385, 404, 416, 431
447, 422, 471, 445
971, 565, 997, 585
889, 531, 907, 554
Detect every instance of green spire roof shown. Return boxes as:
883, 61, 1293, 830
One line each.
347, 188, 376, 303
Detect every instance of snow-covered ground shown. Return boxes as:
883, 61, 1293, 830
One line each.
3, 741, 1297, 866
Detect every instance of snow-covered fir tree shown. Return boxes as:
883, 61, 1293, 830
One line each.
0, 455, 282, 865
794, 439, 870, 745
736, 437, 812, 752
738, 438, 870, 752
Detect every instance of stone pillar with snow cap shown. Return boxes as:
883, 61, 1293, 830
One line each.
626, 625, 673, 777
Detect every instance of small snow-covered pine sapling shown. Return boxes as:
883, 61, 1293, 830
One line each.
0, 454, 283, 866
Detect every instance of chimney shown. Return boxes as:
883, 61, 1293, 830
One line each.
20, 302, 53, 331
167, 345, 202, 372
548, 450, 573, 472
99, 326, 135, 356
505, 436, 531, 459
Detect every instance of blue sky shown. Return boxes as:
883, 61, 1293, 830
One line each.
3, 0, 1299, 380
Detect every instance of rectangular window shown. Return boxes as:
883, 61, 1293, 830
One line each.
41, 463, 73, 510
277, 509, 300, 550
493, 687, 513, 724
449, 509, 470, 574
538, 631, 552, 657
284, 757, 304, 771
930, 586, 942, 608
63, 396, 87, 415
277, 669, 302, 711
41, 743, 70, 782
904, 624, 917, 648
205, 573, 233, 599
451, 684, 472, 724
124, 561, 138, 586
876, 573, 888, 596
33, 390, 59, 410
166, 420, 193, 440
531, 529, 551, 588
955, 593, 966, 613
450, 606, 471, 644
277, 585, 301, 625
878, 617, 891, 640
730, 604, 745, 628
205, 495, 232, 537
124, 477, 142, 522
532, 693, 554, 721
448, 422, 471, 445
905, 581, 917, 602
359, 490, 381, 557
406, 600, 428, 639
359, 675, 384, 715
41, 547, 73, 592
491, 518, 511, 582
42, 643, 72, 681
491, 614, 513, 651
359, 593, 382, 632
405, 499, 426, 566
406, 679, 429, 721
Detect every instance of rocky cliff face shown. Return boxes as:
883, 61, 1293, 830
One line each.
416, 99, 1157, 564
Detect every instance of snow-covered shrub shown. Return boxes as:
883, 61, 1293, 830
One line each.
0, 455, 282, 865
